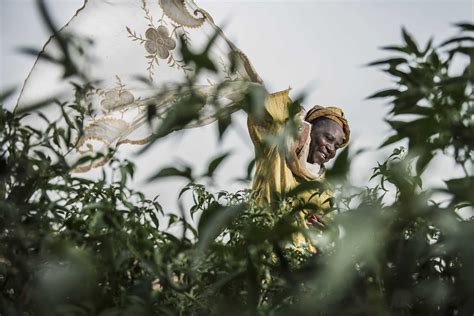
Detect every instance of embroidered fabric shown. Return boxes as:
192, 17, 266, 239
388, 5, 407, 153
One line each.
16, 0, 264, 172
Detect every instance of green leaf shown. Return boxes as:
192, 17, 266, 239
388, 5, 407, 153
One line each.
444, 176, 474, 205
18, 47, 60, 64
455, 22, 474, 32
415, 150, 433, 176
178, 185, 191, 199
384, 67, 417, 86
125, 161, 135, 180
440, 36, 474, 47
204, 152, 231, 178
391, 89, 425, 114
151, 93, 205, 140
402, 27, 420, 56
367, 58, 407, 67
385, 120, 407, 131
367, 89, 401, 99
119, 163, 135, 187
423, 37, 433, 55
14, 95, 60, 114
197, 202, 245, 251
393, 105, 433, 116
379, 134, 404, 148
147, 165, 193, 182
246, 158, 256, 180
449, 46, 474, 57
326, 144, 351, 182
217, 114, 231, 140
380, 45, 410, 54
37, 0, 83, 78
428, 51, 441, 68
147, 210, 160, 229
386, 117, 435, 150
180, 31, 218, 73
83, 202, 108, 211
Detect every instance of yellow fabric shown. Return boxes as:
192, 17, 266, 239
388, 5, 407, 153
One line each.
247, 89, 333, 252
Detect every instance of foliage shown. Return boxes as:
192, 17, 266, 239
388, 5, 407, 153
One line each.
0, 5, 473, 315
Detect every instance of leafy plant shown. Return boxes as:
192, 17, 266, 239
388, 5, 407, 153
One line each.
0, 5, 472, 315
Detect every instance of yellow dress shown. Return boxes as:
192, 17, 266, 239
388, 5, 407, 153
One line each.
247, 89, 332, 252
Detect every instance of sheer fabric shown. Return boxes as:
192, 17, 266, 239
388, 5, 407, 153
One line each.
17, 0, 263, 171
16, 0, 345, 181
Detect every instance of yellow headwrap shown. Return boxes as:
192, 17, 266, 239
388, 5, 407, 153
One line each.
304, 105, 350, 147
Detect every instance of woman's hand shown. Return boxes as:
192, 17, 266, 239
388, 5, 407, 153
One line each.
306, 213, 327, 230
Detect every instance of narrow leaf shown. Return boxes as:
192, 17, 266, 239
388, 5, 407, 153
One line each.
455, 22, 474, 32
402, 27, 420, 56
147, 166, 193, 182
205, 152, 231, 178
367, 89, 401, 99
367, 58, 406, 67
440, 36, 474, 47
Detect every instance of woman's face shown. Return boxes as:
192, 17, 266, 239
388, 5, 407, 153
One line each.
307, 119, 344, 166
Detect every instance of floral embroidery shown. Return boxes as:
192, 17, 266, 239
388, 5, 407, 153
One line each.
126, 0, 192, 80
144, 26, 176, 59
100, 89, 135, 112
159, 0, 207, 28
97, 76, 136, 113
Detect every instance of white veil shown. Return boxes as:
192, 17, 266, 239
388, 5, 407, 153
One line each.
16, 0, 265, 172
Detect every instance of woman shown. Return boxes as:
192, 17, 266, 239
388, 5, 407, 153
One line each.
249, 88, 349, 251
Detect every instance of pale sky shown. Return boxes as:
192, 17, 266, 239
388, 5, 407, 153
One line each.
1, 0, 472, 217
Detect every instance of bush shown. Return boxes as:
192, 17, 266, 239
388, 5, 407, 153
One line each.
0, 12, 472, 316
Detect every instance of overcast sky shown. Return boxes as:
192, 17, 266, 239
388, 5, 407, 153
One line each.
1, 0, 472, 216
